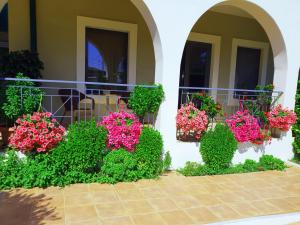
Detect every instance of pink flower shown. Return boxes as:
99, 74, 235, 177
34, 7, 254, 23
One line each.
9, 112, 66, 153
267, 104, 297, 131
176, 103, 208, 140
99, 111, 142, 152
226, 110, 261, 143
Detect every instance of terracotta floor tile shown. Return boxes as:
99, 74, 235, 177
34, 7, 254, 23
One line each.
95, 202, 126, 218
91, 190, 119, 203
64, 184, 89, 195
123, 200, 155, 215
132, 213, 166, 225
113, 182, 137, 191
89, 183, 115, 192
172, 195, 201, 209
227, 202, 260, 217
30, 206, 65, 224
65, 193, 94, 207
159, 210, 194, 225
185, 206, 220, 224
250, 200, 282, 215
116, 189, 144, 201
217, 192, 246, 203
192, 193, 223, 206
65, 205, 98, 223
140, 186, 166, 199
66, 219, 102, 225
266, 198, 300, 212
147, 198, 178, 212
101, 216, 133, 225
208, 204, 241, 220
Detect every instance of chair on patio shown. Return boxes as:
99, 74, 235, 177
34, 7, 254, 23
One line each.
58, 89, 95, 123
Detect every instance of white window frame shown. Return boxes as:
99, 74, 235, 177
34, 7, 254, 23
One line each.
228, 38, 270, 105
77, 16, 137, 90
187, 32, 221, 97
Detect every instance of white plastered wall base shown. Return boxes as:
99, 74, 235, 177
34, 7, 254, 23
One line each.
172, 132, 294, 169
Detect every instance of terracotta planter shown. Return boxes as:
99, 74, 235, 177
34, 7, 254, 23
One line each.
271, 127, 282, 138
0, 126, 14, 147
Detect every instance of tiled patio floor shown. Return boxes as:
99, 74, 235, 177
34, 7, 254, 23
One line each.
1, 167, 300, 225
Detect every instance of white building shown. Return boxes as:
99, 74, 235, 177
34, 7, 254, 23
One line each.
1, 0, 300, 168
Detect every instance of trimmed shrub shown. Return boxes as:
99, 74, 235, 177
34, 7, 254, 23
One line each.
101, 149, 139, 183
259, 155, 286, 171
162, 151, 172, 171
135, 127, 164, 178
128, 84, 164, 119
200, 123, 237, 170
52, 120, 107, 174
242, 159, 259, 172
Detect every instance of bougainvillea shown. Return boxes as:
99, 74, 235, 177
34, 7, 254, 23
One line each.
267, 104, 297, 131
100, 111, 142, 152
226, 110, 261, 143
176, 103, 208, 140
9, 112, 65, 153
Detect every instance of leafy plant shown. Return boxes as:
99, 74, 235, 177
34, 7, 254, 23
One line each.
293, 75, 300, 155
128, 84, 164, 120
242, 159, 259, 172
162, 151, 172, 171
200, 123, 237, 170
101, 149, 139, 183
2, 73, 44, 123
0, 50, 44, 79
259, 155, 286, 171
178, 155, 286, 177
134, 127, 164, 178
192, 92, 222, 120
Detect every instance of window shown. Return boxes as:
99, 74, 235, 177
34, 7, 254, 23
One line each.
85, 28, 128, 84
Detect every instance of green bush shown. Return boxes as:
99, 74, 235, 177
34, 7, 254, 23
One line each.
2, 73, 44, 123
259, 155, 286, 171
135, 127, 164, 178
101, 149, 139, 183
293, 72, 300, 156
162, 151, 172, 172
48, 121, 107, 185
177, 162, 216, 176
242, 159, 259, 172
0, 151, 24, 189
200, 123, 237, 170
128, 84, 164, 119
0, 50, 44, 79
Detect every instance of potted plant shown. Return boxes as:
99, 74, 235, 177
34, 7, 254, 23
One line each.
128, 84, 164, 124
191, 92, 222, 122
267, 104, 297, 138
176, 102, 208, 142
0, 73, 44, 147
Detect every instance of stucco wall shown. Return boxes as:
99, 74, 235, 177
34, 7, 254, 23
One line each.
8, 1, 275, 87
9, 0, 155, 84
192, 11, 274, 88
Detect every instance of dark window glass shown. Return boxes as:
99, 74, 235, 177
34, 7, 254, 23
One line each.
235, 47, 261, 90
85, 28, 128, 86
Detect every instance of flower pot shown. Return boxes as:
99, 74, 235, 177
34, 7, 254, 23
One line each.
271, 127, 282, 138
0, 126, 14, 147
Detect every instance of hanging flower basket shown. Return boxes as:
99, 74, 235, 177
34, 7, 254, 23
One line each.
267, 104, 297, 138
176, 103, 208, 142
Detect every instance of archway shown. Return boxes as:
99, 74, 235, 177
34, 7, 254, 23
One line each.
0, 2, 8, 58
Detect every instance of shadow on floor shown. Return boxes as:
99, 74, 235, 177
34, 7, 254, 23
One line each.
0, 189, 61, 225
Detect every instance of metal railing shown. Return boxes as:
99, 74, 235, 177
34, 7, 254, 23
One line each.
179, 86, 283, 121
0, 78, 158, 126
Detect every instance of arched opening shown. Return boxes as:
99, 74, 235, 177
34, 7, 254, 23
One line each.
0, 3, 8, 60
177, 2, 287, 142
